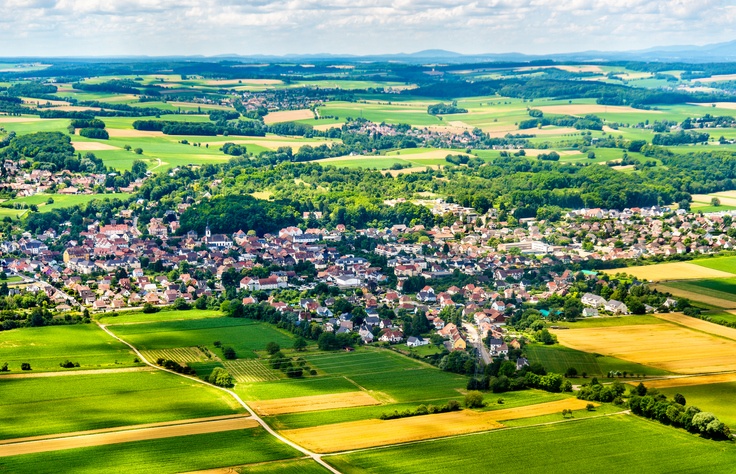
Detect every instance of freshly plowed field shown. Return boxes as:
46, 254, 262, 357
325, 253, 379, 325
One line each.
250, 391, 380, 416
554, 323, 736, 374
282, 399, 592, 453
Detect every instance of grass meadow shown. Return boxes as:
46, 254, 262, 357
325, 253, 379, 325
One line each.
108, 318, 295, 359
0, 324, 139, 372
525, 343, 669, 377
0, 427, 299, 474
326, 415, 736, 473
0, 371, 243, 439
98, 309, 223, 325
659, 382, 736, 428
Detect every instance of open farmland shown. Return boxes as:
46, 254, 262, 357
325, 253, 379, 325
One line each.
525, 343, 669, 377
225, 359, 281, 383
263, 109, 315, 124
603, 261, 735, 281
0, 415, 257, 457
654, 312, 736, 341
0, 324, 138, 373
654, 283, 736, 309
98, 309, 223, 325
553, 321, 736, 374
638, 373, 736, 389
0, 427, 299, 474
108, 318, 295, 359
282, 399, 593, 453
325, 415, 736, 473
250, 391, 380, 416
658, 382, 736, 428
140, 346, 212, 364
0, 371, 242, 439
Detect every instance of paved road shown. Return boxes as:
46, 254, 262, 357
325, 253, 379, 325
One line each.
463, 322, 492, 364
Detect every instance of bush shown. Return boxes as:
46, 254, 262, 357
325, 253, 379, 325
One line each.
0, 362, 8, 372
465, 390, 485, 408
142, 303, 159, 314
59, 360, 79, 368
78, 128, 109, 139
222, 346, 236, 360
265, 341, 281, 355
207, 367, 234, 387
21, 363, 31, 371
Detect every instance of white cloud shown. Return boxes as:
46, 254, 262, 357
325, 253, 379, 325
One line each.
0, 0, 733, 56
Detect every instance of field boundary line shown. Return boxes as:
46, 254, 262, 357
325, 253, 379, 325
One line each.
97, 322, 341, 474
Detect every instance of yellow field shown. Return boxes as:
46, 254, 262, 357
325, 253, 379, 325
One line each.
263, 109, 315, 124
603, 262, 734, 282
249, 391, 380, 416
653, 284, 736, 309
71, 141, 121, 151
554, 323, 736, 374
655, 312, 736, 341
281, 399, 592, 453
639, 373, 736, 389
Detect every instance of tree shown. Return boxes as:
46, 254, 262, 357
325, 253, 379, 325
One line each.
563, 298, 583, 321
21, 363, 31, 371
134, 148, 143, 155
674, 393, 686, 406
711, 197, 721, 207
222, 346, 236, 359
265, 342, 281, 355
318, 332, 340, 351
208, 367, 234, 387
464, 391, 485, 408
293, 337, 307, 352
194, 297, 208, 310
565, 367, 578, 378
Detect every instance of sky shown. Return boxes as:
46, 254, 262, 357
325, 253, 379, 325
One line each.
2, 0, 736, 57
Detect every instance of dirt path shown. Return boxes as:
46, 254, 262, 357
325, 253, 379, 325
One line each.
96, 322, 341, 474
0, 366, 153, 380
0, 416, 257, 457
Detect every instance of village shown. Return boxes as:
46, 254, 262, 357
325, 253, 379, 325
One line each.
3, 190, 735, 351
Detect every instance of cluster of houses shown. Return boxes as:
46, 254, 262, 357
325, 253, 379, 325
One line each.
5, 190, 736, 356
0, 164, 142, 197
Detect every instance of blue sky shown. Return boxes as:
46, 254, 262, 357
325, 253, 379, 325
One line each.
2, 0, 735, 56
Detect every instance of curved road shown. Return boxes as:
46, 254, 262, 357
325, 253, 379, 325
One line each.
96, 322, 341, 474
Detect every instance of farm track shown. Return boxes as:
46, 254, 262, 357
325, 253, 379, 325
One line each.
0, 366, 154, 379
0, 416, 257, 457
96, 322, 341, 474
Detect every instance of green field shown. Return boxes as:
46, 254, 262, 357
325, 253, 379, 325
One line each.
561, 315, 661, 328
0, 324, 138, 372
236, 348, 467, 403
659, 382, 736, 428
238, 458, 329, 473
0, 371, 243, 439
525, 344, 669, 377
108, 318, 295, 359
663, 279, 736, 304
326, 415, 736, 473
99, 309, 224, 325
692, 256, 736, 274
0, 427, 298, 474
3, 193, 132, 213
